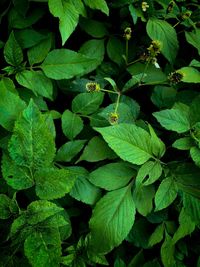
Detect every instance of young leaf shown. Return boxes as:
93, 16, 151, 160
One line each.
148, 124, 166, 158
172, 137, 195, 150
55, 140, 86, 162
0, 82, 26, 131
61, 110, 84, 140
77, 136, 116, 163
35, 168, 77, 200
16, 70, 53, 100
83, 0, 109, 15
89, 162, 135, 191
147, 18, 179, 63
95, 124, 155, 165
72, 92, 104, 115
153, 105, 190, 133
69, 167, 101, 205
41, 49, 99, 80
155, 177, 178, 211
4, 31, 23, 66
8, 99, 56, 169
89, 184, 135, 253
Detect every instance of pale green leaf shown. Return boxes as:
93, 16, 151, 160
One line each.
4, 31, 23, 66
178, 67, 200, 83
148, 124, 166, 158
8, 99, 56, 169
172, 208, 195, 245
190, 146, 200, 167
72, 92, 104, 115
35, 168, 77, 200
95, 124, 154, 165
147, 18, 179, 63
41, 49, 99, 80
83, 0, 109, 15
55, 140, 86, 162
0, 82, 26, 131
16, 70, 53, 100
77, 136, 116, 163
148, 223, 164, 247
136, 161, 162, 186
153, 106, 190, 133
69, 167, 101, 205
61, 110, 84, 140
155, 177, 178, 211
133, 184, 155, 216
90, 185, 135, 253
172, 137, 195, 150
89, 162, 135, 190
0, 194, 11, 219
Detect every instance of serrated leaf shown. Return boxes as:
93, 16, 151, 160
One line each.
153, 106, 190, 133
69, 167, 101, 205
24, 230, 61, 267
90, 184, 135, 253
190, 146, 200, 167
160, 232, 175, 267
72, 92, 104, 115
35, 168, 77, 200
4, 31, 23, 66
147, 18, 178, 63
55, 140, 86, 162
107, 37, 124, 66
189, 95, 200, 125
95, 124, 155, 165
77, 136, 116, 163
148, 223, 164, 247
183, 192, 200, 223
80, 17, 108, 38
0, 81, 26, 131
79, 39, 105, 62
136, 161, 162, 186
41, 49, 99, 80
0, 194, 11, 219
155, 177, 178, 211
148, 124, 166, 158
16, 70, 53, 100
172, 137, 195, 150
89, 162, 135, 191
83, 0, 109, 15
8, 99, 56, 169
133, 184, 155, 216
178, 67, 200, 83
151, 86, 176, 109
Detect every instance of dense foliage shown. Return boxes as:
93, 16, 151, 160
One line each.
0, 0, 200, 266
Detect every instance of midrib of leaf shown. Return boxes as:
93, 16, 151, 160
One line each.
75, 97, 101, 113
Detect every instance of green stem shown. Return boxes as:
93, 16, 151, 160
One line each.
127, 58, 141, 66
114, 92, 121, 114
138, 80, 168, 87
125, 39, 129, 64
100, 88, 118, 94
173, 21, 180, 28
139, 59, 151, 85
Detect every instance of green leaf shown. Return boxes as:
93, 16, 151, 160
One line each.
61, 110, 84, 140
148, 124, 166, 158
89, 184, 135, 253
172, 137, 195, 150
178, 67, 200, 83
136, 161, 162, 186
77, 136, 116, 163
114, 258, 126, 267
190, 146, 200, 167
183, 192, 200, 223
16, 70, 53, 100
155, 177, 178, 211
189, 95, 200, 125
83, 0, 109, 15
15, 28, 46, 49
185, 29, 200, 56
69, 167, 101, 205
0, 81, 26, 131
95, 124, 155, 165
147, 18, 179, 63
148, 223, 164, 247
55, 140, 86, 162
2, 153, 34, 190
89, 162, 135, 190
8, 99, 56, 169
133, 184, 155, 216
48, 0, 79, 45
172, 208, 195, 245
24, 230, 61, 267
27, 35, 52, 65
4, 31, 23, 66
72, 92, 104, 115
0, 194, 11, 219
107, 37, 125, 66
151, 86, 177, 109
80, 18, 108, 38
41, 49, 99, 80
160, 232, 175, 267
153, 105, 190, 133
35, 168, 77, 200
26, 200, 63, 225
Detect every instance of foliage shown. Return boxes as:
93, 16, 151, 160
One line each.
0, 0, 200, 266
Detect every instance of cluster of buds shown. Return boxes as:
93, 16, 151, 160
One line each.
167, 1, 175, 13
86, 82, 101, 92
109, 112, 119, 125
181, 10, 192, 20
168, 71, 184, 84
147, 40, 162, 58
141, 2, 149, 12
124, 27, 132, 41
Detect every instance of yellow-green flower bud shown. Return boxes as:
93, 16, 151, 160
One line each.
109, 112, 119, 125
124, 27, 132, 41
141, 2, 149, 12
86, 82, 101, 92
